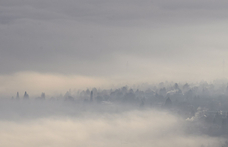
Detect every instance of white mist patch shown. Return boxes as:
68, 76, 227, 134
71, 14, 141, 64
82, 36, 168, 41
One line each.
0, 72, 110, 96
0, 110, 224, 147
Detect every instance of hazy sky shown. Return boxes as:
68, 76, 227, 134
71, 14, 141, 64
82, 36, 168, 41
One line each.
1, 0, 228, 96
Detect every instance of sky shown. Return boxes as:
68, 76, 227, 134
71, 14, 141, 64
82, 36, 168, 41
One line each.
1, 0, 228, 96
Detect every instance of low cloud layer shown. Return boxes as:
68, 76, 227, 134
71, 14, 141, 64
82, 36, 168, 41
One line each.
0, 109, 225, 147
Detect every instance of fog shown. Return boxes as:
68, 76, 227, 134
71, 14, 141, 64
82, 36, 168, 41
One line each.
0, 81, 227, 146
1, 0, 228, 146
0, 108, 226, 147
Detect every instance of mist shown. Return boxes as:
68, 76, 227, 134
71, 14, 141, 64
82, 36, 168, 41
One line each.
1, 0, 228, 146
0, 107, 226, 147
0, 81, 227, 146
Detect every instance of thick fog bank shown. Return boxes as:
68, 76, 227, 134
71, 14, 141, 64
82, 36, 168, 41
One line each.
0, 109, 226, 147
1, 81, 228, 146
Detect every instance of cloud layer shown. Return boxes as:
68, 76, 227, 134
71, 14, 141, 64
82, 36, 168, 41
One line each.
1, 0, 228, 92
0, 109, 225, 147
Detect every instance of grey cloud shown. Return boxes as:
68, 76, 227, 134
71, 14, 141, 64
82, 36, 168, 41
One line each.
1, 0, 228, 25
0, 0, 228, 80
